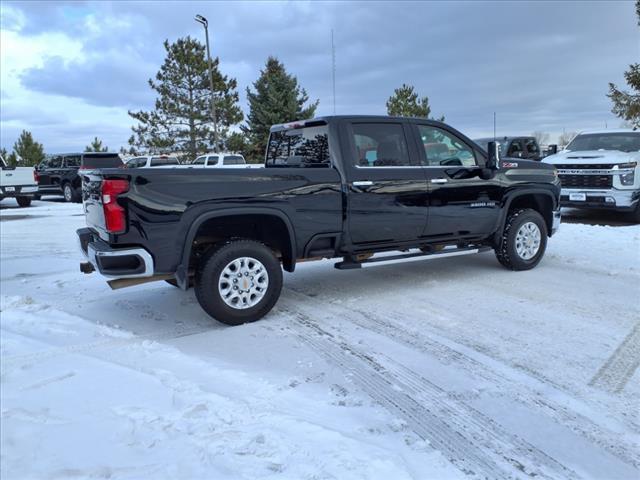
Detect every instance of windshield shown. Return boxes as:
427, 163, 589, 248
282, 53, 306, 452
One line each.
566, 133, 640, 153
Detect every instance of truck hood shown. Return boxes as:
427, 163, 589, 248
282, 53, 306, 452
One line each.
543, 150, 639, 165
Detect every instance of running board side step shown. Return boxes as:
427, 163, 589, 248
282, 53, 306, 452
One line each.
334, 246, 491, 270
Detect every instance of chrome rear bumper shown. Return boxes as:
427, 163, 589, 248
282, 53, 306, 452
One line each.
77, 228, 154, 279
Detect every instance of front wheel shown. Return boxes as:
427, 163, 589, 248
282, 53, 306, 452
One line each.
631, 202, 640, 224
16, 196, 32, 207
194, 240, 283, 326
495, 208, 548, 271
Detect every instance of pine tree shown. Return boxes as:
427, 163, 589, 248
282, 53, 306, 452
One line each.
12, 130, 45, 166
226, 131, 248, 155
128, 37, 243, 161
85, 137, 108, 152
607, 1, 640, 129
242, 57, 319, 161
386, 83, 444, 121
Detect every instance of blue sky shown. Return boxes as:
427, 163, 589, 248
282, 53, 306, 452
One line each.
1, 0, 638, 153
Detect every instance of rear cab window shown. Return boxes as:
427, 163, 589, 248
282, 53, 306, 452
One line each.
82, 153, 124, 169
352, 123, 412, 167
266, 124, 330, 168
222, 155, 245, 165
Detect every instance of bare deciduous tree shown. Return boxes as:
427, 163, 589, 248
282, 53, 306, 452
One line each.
531, 131, 550, 145
558, 131, 578, 148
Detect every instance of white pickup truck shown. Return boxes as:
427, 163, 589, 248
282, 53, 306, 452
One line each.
543, 129, 640, 222
188, 153, 257, 168
0, 155, 38, 207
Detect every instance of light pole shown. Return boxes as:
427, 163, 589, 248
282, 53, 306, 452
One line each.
195, 14, 220, 153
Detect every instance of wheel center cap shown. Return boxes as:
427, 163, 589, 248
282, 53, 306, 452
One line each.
242, 279, 249, 290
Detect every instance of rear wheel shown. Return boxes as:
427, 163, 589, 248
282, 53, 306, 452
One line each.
495, 208, 548, 271
16, 196, 32, 207
194, 240, 283, 326
63, 183, 80, 203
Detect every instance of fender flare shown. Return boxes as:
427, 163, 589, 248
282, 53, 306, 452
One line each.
493, 188, 558, 244
176, 207, 297, 289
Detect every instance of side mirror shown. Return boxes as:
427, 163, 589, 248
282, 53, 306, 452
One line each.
486, 141, 500, 170
548, 144, 558, 155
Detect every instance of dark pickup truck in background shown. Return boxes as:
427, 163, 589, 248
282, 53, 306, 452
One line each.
77, 116, 561, 325
474, 136, 545, 161
37, 152, 124, 202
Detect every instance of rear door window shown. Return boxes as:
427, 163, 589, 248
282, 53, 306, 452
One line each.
150, 156, 179, 167
64, 155, 81, 167
352, 123, 412, 167
223, 155, 245, 165
266, 125, 330, 167
82, 154, 124, 169
49, 156, 63, 168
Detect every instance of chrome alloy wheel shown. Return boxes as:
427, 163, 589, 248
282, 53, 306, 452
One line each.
515, 221, 541, 260
64, 184, 73, 202
218, 257, 269, 309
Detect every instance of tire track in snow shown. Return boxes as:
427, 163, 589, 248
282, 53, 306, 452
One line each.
589, 322, 640, 394
281, 305, 580, 480
284, 287, 640, 470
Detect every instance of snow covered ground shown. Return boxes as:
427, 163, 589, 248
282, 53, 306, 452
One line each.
1, 199, 639, 480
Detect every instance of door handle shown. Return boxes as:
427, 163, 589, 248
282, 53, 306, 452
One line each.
430, 178, 448, 184
352, 180, 374, 187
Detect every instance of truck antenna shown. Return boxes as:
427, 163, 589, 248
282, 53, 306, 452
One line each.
331, 29, 336, 115
493, 112, 496, 140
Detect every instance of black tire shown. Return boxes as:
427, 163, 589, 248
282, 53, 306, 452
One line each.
631, 203, 640, 224
16, 196, 32, 208
194, 240, 283, 326
62, 183, 81, 203
495, 208, 548, 271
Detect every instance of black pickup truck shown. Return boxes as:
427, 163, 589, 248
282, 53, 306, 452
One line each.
77, 116, 561, 325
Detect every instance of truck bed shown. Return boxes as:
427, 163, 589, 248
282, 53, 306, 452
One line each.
81, 167, 344, 273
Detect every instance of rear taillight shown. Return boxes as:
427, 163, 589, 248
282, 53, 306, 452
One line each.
33, 170, 39, 183
102, 179, 129, 234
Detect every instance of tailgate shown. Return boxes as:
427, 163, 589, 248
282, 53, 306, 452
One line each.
1, 167, 36, 187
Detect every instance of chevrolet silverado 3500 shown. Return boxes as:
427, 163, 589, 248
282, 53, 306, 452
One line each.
78, 116, 561, 325
543, 129, 639, 221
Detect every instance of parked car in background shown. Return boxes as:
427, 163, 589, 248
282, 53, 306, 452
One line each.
77, 115, 560, 326
189, 153, 248, 168
125, 155, 181, 168
543, 129, 640, 221
36, 152, 124, 202
474, 136, 543, 161
0, 155, 38, 207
